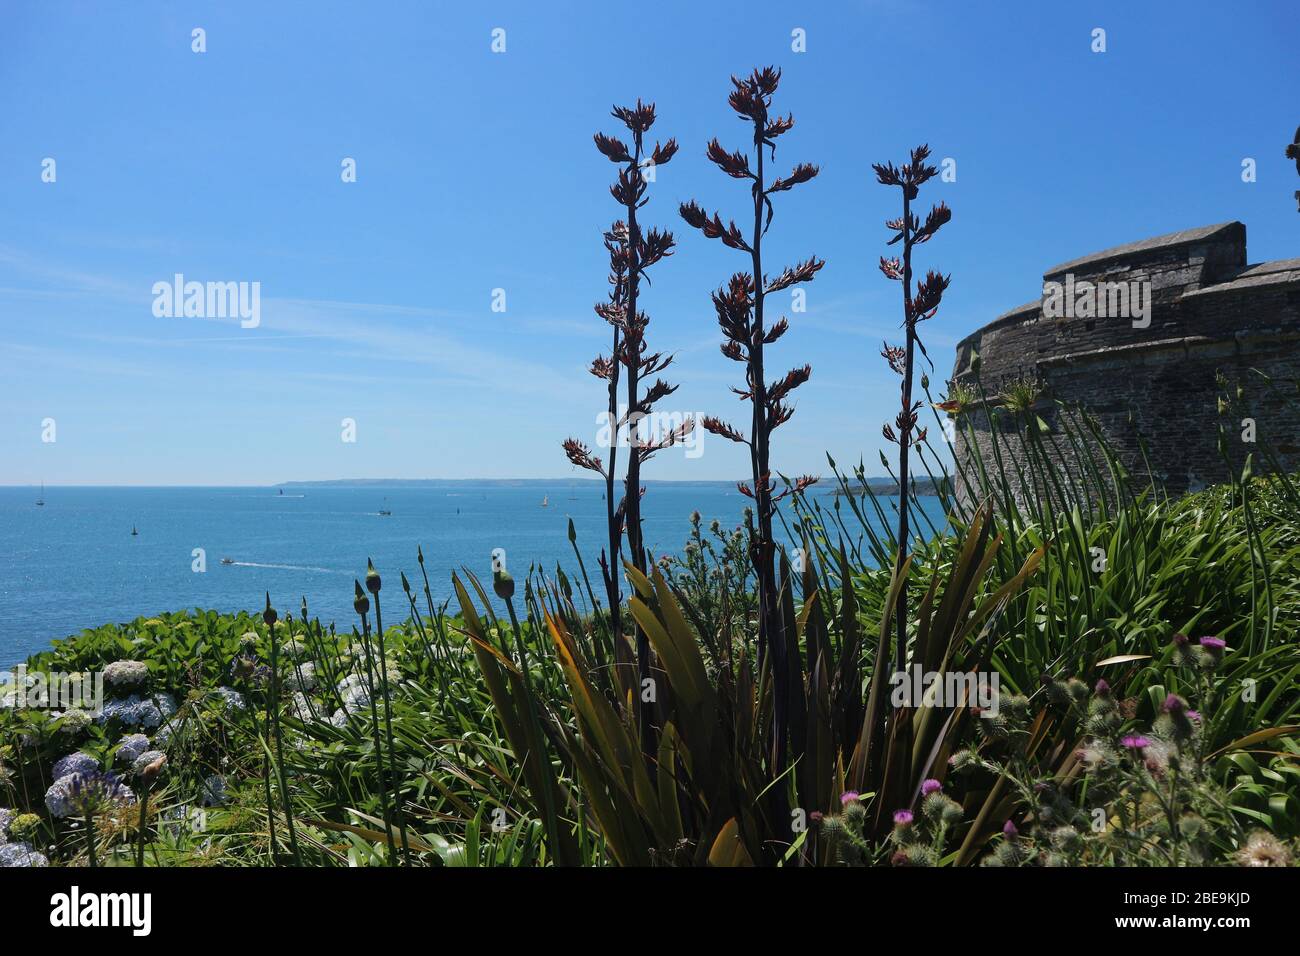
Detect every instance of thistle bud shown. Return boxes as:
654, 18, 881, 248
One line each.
263, 593, 277, 625
400, 571, 412, 594
365, 559, 381, 594
493, 569, 515, 600
140, 754, 167, 786
353, 580, 370, 616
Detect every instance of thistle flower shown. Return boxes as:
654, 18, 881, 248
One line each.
893, 809, 914, 828
1094, 678, 1110, 696
1163, 693, 1187, 717
840, 790, 861, 806
1199, 636, 1226, 659
1121, 735, 1150, 752
1235, 830, 1291, 867
1002, 819, 1019, 837
948, 748, 980, 773
920, 778, 942, 796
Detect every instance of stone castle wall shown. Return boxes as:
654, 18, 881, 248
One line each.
950, 221, 1300, 504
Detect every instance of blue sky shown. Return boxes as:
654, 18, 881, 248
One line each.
2, 0, 1296, 485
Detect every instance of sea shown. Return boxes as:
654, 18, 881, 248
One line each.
0, 482, 942, 665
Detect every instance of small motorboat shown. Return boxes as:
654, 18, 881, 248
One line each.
220, 557, 234, 565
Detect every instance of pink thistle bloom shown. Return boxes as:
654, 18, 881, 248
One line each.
893, 810, 914, 827
1002, 820, 1018, 837
920, 778, 942, 796
840, 791, 860, 806
1122, 735, 1150, 751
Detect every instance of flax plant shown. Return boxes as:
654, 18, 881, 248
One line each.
678, 66, 822, 774
264, 596, 302, 865
565, 100, 688, 699
872, 146, 951, 801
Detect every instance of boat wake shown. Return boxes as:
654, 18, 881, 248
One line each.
224, 561, 346, 574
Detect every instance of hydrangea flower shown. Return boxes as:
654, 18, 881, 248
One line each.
115, 734, 151, 765
54, 709, 93, 736
52, 752, 99, 780
0, 842, 48, 867
285, 662, 317, 693
288, 692, 316, 721
212, 686, 246, 712
98, 695, 163, 729
200, 774, 228, 807
102, 660, 150, 691
153, 692, 176, 721
45, 775, 79, 818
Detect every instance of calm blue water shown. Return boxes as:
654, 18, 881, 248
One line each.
0, 482, 940, 664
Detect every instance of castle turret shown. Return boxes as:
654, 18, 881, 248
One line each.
951, 222, 1300, 503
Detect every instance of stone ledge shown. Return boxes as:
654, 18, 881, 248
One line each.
1042, 221, 1243, 279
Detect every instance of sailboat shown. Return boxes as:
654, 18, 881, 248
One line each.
36, 481, 45, 506
378, 497, 392, 516
131, 525, 139, 536
541, 495, 549, 508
